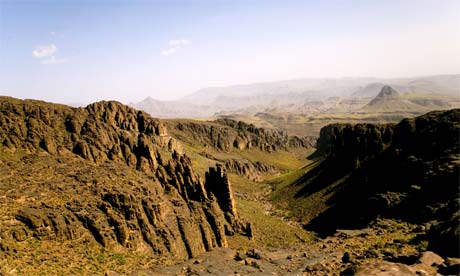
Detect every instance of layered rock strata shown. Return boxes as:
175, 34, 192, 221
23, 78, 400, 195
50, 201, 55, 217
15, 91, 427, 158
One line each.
0, 97, 249, 261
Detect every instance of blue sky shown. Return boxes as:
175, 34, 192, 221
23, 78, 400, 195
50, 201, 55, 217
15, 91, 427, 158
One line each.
0, 0, 459, 104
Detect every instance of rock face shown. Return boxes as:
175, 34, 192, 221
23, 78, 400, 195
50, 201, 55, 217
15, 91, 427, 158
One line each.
302, 109, 460, 257
204, 164, 253, 238
0, 98, 180, 165
205, 165, 238, 218
197, 151, 278, 181
0, 97, 247, 262
224, 159, 277, 182
167, 118, 316, 153
315, 123, 394, 168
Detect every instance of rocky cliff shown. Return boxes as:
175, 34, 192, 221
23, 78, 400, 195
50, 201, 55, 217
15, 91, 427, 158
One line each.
197, 151, 278, 182
315, 122, 394, 168
224, 159, 277, 182
166, 118, 316, 153
0, 97, 248, 264
293, 109, 459, 256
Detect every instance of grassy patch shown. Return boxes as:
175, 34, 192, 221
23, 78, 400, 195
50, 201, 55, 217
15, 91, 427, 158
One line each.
229, 198, 314, 250
0, 238, 155, 276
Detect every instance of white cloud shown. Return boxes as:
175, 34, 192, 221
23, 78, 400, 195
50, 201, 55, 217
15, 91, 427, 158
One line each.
32, 43, 67, 65
40, 56, 67, 65
169, 39, 190, 47
161, 38, 191, 56
161, 48, 177, 56
32, 44, 57, 58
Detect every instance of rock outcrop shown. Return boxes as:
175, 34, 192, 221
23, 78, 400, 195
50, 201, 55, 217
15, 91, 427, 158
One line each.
295, 109, 459, 258
205, 164, 238, 219
224, 159, 277, 182
205, 164, 253, 238
0, 97, 248, 263
197, 151, 278, 181
0, 98, 182, 168
167, 118, 316, 153
315, 123, 394, 168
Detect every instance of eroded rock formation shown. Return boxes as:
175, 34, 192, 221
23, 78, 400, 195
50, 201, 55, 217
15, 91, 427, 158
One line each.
0, 97, 248, 262
205, 164, 253, 238
167, 118, 316, 153
315, 123, 394, 168
300, 109, 459, 258
224, 159, 277, 182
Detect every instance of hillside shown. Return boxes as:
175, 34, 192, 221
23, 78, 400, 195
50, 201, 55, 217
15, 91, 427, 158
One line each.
164, 118, 315, 181
362, 85, 429, 113
0, 97, 250, 275
0, 97, 320, 275
272, 109, 460, 257
1, 97, 459, 276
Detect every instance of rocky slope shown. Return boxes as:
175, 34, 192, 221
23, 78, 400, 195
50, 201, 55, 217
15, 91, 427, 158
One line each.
104, 219, 459, 276
166, 118, 316, 153
224, 159, 277, 182
276, 109, 459, 258
0, 97, 250, 274
165, 118, 314, 182
315, 122, 395, 168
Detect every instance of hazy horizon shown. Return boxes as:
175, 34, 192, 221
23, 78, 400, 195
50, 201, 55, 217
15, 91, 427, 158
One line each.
1, 0, 459, 105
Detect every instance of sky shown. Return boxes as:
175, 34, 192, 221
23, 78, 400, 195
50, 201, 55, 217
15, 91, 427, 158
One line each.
0, 0, 459, 104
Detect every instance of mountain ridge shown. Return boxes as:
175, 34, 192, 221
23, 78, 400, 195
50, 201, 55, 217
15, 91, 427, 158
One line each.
362, 85, 429, 112
131, 74, 460, 119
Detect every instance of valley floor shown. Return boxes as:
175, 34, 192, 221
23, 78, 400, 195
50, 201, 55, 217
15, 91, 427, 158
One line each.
137, 149, 436, 276
130, 166, 433, 276
1, 138, 454, 276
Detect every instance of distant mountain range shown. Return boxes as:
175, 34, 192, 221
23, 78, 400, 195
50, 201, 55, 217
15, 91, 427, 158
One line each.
362, 85, 430, 112
131, 74, 460, 118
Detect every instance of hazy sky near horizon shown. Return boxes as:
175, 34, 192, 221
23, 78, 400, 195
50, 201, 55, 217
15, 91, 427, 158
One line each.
0, 0, 459, 104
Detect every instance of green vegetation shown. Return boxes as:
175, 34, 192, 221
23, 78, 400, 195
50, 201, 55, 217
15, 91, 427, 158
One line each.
268, 159, 351, 223
177, 126, 314, 177
171, 122, 319, 250
0, 238, 156, 275
226, 172, 315, 250
3, 97, 457, 276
